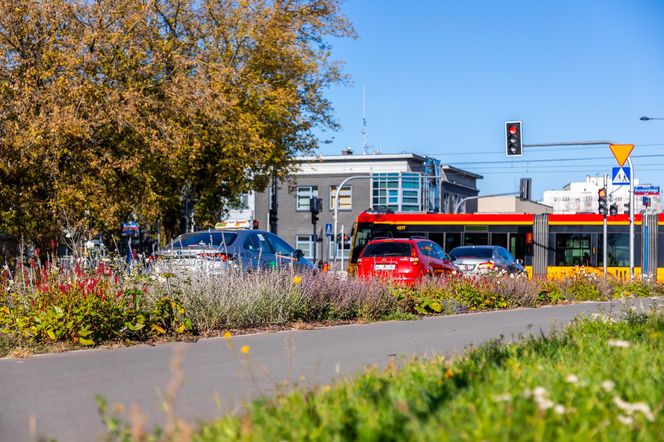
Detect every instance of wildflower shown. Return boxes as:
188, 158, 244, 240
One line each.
617, 415, 634, 425
445, 368, 454, 379
223, 331, 232, 341
601, 380, 615, 392
554, 404, 566, 415
533, 387, 548, 398
292, 275, 302, 285
613, 396, 655, 421
320, 385, 331, 393
565, 374, 579, 384
536, 398, 554, 411
240, 345, 250, 354
608, 339, 630, 348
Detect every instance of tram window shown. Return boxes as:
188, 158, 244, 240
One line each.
491, 233, 508, 249
509, 234, 527, 262
598, 233, 629, 267
445, 233, 461, 251
464, 233, 489, 246
350, 223, 372, 264
555, 234, 591, 266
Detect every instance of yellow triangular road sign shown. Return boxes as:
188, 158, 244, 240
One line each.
610, 144, 634, 167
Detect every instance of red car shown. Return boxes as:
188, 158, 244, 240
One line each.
356, 237, 456, 283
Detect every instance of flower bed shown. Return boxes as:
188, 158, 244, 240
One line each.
1, 261, 662, 356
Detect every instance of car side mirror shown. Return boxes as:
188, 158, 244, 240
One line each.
295, 249, 305, 259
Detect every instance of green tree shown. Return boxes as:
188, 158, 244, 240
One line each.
0, 0, 354, 246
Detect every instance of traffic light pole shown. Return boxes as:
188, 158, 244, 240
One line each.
627, 157, 635, 279
603, 174, 608, 277
521, 140, 635, 280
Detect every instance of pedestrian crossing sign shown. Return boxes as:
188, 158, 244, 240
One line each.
611, 166, 631, 186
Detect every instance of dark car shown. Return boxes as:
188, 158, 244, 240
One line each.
449, 245, 525, 275
356, 237, 456, 283
152, 229, 314, 274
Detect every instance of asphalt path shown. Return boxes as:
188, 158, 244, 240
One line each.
0, 298, 660, 441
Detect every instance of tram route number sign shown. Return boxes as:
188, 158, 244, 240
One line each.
634, 185, 660, 196
611, 166, 630, 186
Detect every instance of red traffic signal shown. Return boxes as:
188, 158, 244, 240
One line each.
505, 121, 523, 157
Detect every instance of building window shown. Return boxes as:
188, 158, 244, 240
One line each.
555, 234, 591, 266
372, 173, 422, 212
296, 235, 314, 259
329, 234, 351, 259
229, 193, 250, 210
330, 185, 352, 210
296, 186, 318, 211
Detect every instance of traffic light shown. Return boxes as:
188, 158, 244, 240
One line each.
310, 197, 322, 225
519, 177, 532, 200
505, 121, 523, 157
609, 203, 618, 217
598, 187, 608, 216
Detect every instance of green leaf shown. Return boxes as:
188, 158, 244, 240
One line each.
79, 337, 95, 346
46, 329, 56, 340
430, 302, 443, 313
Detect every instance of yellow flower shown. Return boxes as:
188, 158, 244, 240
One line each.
240, 345, 250, 354
321, 385, 331, 393
445, 368, 454, 379
223, 331, 232, 340
292, 275, 302, 285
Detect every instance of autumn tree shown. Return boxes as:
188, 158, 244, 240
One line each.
0, 0, 354, 246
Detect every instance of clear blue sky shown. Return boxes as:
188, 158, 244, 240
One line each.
315, 0, 664, 200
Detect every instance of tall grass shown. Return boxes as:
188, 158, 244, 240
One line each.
152, 270, 395, 333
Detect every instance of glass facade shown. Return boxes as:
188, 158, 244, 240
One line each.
371, 173, 422, 212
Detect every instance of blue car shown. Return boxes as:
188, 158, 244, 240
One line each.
152, 229, 314, 274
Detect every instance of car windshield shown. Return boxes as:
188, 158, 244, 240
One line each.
450, 247, 493, 259
361, 242, 411, 257
167, 231, 237, 249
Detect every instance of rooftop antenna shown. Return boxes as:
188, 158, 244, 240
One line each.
361, 84, 369, 154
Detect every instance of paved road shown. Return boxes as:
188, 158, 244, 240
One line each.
0, 298, 659, 441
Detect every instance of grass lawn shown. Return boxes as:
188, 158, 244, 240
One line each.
184, 305, 663, 441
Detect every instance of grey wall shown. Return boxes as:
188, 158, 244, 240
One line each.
255, 174, 372, 262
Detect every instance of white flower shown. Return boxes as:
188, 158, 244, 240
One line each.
608, 339, 630, 348
554, 404, 566, 415
536, 398, 554, 411
601, 380, 615, 392
617, 415, 634, 425
613, 396, 655, 421
565, 374, 579, 384
631, 402, 655, 422
533, 386, 548, 398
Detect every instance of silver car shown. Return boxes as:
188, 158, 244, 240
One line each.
448, 245, 525, 275
151, 229, 315, 275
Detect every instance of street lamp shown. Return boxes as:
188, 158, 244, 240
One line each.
640, 116, 664, 121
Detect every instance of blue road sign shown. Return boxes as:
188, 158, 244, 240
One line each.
634, 185, 660, 196
611, 166, 631, 186
325, 223, 333, 237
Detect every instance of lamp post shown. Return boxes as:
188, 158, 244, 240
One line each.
640, 116, 664, 121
